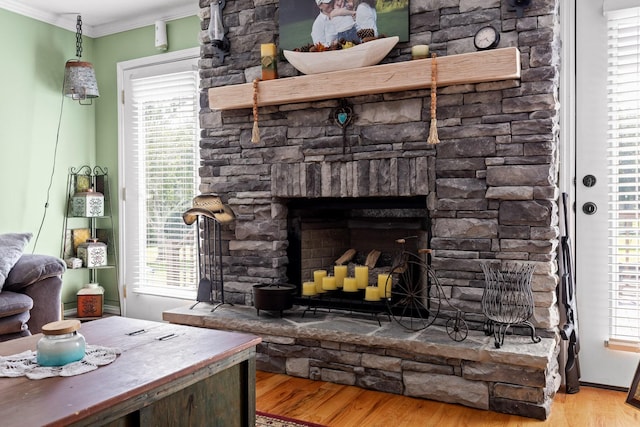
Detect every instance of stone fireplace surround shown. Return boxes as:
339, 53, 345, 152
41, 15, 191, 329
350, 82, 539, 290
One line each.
179, 0, 564, 421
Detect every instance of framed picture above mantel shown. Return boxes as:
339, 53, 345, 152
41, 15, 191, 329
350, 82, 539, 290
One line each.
278, 0, 409, 51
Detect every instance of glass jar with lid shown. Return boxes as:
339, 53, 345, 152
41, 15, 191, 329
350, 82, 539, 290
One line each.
36, 320, 86, 367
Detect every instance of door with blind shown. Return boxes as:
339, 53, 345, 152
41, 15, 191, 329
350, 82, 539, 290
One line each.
117, 48, 200, 320
576, 1, 640, 387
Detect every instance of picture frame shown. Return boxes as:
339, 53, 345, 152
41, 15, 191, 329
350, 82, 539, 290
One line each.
72, 228, 91, 255
278, 0, 409, 51
626, 360, 640, 410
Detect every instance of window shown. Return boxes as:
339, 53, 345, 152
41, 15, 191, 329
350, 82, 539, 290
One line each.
119, 49, 200, 298
607, 7, 640, 341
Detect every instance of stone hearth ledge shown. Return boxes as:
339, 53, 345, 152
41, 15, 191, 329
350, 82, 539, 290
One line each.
164, 304, 554, 369
163, 303, 555, 371
164, 304, 558, 420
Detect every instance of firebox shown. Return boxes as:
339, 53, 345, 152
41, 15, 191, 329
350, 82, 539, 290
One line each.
286, 196, 430, 307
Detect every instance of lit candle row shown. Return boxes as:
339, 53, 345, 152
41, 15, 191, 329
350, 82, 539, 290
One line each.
301, 267, 392, 300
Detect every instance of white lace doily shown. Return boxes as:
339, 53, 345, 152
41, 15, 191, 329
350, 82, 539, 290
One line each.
0, 345, 120, 380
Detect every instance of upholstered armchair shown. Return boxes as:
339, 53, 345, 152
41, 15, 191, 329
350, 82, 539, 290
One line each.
0, 233, 65, 341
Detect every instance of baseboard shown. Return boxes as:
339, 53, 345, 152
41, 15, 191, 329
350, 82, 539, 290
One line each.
579, 381, 629, 393
63, 304, 121, 320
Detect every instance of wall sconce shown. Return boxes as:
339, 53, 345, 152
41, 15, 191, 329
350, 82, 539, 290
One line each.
63, 15, 99, 105
209, 0, 229, 61
155, 20, 168, 51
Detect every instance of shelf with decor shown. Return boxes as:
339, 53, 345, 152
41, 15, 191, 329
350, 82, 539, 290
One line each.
208, 47, 520, 110
61, 166, 120, 318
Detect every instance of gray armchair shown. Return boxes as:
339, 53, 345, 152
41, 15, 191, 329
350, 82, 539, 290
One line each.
0, 254, 65, 341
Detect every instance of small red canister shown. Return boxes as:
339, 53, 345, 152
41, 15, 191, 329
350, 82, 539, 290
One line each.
77, 283, 104, 318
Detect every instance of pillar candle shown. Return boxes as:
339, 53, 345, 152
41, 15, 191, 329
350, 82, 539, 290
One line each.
364, 286, 381, 301
343, 277, 358, 292
302, 281, 317, 296
411, 44, 429, 60
322, 276, 337, 291
377, 273, 392, 299
260, 43, 278, 80
334, 265, 348, 287
354, 265, 368, 289
314, 270, 327, 293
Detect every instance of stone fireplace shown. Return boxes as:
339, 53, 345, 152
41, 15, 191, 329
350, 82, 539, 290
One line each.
184, 0, 563, 420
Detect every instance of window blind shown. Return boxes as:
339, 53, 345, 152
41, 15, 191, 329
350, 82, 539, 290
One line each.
607, 7, 640, 341
129, 69, 199, 291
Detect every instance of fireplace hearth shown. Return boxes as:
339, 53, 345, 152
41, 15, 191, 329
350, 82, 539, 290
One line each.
164, 303, 559, 420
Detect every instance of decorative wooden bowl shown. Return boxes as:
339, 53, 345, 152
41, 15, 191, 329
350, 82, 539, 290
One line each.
283, 36, 400, 75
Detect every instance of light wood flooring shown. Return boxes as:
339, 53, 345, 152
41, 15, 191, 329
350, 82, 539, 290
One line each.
256, 371, 640, 426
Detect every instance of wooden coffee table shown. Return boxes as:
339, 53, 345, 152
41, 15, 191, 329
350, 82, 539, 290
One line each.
0, 316, 261, 426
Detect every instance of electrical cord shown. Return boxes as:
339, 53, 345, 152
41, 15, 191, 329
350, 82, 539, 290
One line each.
32, 72, 67, 253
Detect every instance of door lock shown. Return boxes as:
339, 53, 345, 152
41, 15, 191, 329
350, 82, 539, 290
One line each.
582, 202, 597, 215
582, 175, 597, 187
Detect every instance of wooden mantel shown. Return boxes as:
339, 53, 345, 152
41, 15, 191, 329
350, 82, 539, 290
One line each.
208, 47, 520, 111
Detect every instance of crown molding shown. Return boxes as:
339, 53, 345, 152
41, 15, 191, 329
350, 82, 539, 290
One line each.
0, 0, 197, 37
0, 0, 76, 31
90, 4, 197, 38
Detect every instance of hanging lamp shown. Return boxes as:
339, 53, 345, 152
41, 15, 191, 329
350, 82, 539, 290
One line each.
63, 15, 99, 104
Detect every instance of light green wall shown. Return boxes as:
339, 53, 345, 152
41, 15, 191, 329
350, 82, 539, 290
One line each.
0, 8, 200, 310
0, 9, 96, 258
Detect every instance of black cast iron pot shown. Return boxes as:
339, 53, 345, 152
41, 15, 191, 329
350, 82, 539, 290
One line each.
252, 283, 296, 317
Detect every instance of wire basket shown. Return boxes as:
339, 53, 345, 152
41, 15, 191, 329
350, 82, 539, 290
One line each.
481, 262, 541, 348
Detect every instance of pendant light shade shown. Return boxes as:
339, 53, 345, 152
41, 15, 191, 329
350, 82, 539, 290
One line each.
64, 15, 99, 104
64, 60, 99, 101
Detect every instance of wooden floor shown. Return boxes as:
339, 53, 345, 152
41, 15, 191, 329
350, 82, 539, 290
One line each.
256, 371, 640, 426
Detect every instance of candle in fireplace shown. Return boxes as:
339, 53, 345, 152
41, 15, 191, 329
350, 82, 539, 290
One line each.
334, 265, 347, 287
314, 270, 327, 293
343, 277, 358, 292
302, 281, 317, 296
378, 273, 392, 299
364, 286, 381, 301
355, 266, 368, 289
322, 276, 337, 291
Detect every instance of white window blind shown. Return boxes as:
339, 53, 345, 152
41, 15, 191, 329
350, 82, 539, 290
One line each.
607, 7, 640, 342
127, 64, 199, 293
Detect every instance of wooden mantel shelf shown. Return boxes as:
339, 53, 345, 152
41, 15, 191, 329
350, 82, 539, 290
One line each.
208, 47, 520, 111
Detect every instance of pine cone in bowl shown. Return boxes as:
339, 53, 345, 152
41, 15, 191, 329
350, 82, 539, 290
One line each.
357, 29, 375, 40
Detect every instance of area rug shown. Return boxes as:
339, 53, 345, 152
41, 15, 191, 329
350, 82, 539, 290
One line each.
256, 411, 326, 427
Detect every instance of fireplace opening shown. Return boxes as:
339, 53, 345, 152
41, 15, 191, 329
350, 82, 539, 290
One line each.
286, 196, 430, 311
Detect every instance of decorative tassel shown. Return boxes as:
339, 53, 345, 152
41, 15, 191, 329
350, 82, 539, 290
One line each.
251, 78, 261, 143
428, 53, 440, 145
